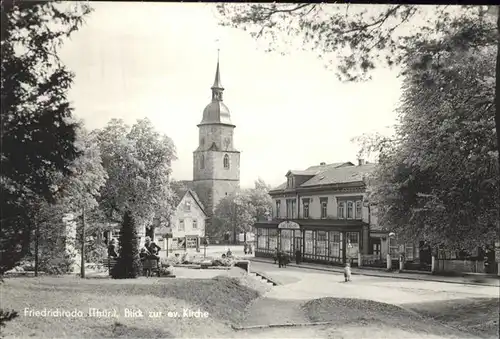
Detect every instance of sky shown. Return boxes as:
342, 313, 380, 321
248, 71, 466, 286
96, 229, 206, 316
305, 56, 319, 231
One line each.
59, 2, 402, 189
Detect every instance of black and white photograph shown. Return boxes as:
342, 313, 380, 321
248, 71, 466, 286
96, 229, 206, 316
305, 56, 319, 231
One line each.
1, 1, 499, 338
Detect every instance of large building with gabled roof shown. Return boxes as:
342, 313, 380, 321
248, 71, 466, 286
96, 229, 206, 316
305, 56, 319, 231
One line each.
253, 159, 394, 266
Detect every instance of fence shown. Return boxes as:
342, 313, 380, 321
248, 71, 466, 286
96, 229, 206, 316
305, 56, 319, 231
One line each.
358, 254, 386, 268
435, 259, 485, 274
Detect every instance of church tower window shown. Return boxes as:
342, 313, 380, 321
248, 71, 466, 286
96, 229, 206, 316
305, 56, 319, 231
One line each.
223, 154, 230, 169
200, 155, 205, 169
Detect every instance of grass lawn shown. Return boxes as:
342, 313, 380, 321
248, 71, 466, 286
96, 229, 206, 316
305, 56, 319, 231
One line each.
301, 297, 483, 338
404, 297, 500, 339
1, 274, 261, 338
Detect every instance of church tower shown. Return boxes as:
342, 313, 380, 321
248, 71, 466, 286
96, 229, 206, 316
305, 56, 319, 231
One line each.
193, 53, 240, 224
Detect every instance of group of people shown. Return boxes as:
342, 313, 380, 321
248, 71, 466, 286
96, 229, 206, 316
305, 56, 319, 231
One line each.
273, 248, 291, 268
107, 236, 161, 276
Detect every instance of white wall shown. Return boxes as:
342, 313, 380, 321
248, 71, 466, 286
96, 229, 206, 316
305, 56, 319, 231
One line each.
170, 193, 206, 239
272, 191, 374, 224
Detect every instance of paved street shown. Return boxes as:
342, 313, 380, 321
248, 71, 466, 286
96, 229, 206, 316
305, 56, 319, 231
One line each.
249, 261, 499, 306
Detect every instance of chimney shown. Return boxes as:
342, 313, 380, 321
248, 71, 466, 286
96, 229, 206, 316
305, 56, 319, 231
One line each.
320, 162, 326, 165
358, 159, 365, 166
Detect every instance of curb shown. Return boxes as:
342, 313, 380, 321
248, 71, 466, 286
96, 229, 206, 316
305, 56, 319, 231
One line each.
250, 259, 499, 287
232, 321, 338, 330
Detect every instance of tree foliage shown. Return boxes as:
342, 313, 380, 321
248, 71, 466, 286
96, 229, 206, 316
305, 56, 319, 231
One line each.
366, 36, 498, 251
216, 4, 496, 81
218, 3, 500, 249
95, 118, 177, 230
0, 1, 92, 274
217, 4, 500, 171
212, 179, 273, 238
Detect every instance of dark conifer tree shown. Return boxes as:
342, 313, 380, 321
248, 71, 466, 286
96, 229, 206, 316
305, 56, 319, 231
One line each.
111, 210, 141, 279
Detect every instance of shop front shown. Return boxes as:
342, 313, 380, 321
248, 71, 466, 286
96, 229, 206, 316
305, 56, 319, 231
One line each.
255, 219, 368, 266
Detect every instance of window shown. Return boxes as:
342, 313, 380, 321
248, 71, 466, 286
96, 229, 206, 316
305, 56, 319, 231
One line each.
302, 198, 310, 218
316, 231, 327, 256
200, 155, 205, 169
200, 137, 205, 146
405, 242, 414, 261
329, 231, 342, 259
185, 201, 191, 211
280, 229, 293, 253
268, 229, 278, 250
286, 199, 296, 219
320, 198, 328, 219
355, 201, 362, 220
305, 230, 314, 255
179, 220, 185, 231
223, 154, 229, 169
275, 200, 281, 218
192, 219, 198, 229
337, 201, 345, 219
287, 176, 293, 188
346, 232, 359, 260
347, 201, 354, 219
257, 228, 268, 249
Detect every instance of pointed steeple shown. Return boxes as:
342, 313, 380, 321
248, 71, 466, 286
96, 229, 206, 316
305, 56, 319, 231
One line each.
199, 49, 234, 127
211, 50, 224, 101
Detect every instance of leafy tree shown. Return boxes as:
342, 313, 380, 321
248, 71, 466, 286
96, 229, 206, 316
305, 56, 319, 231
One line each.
19, 126, 108, 275
213, 191, 256, 242
1, 1, 92, 274
363, 36, 498, 251
248, 178, 273, 221
111, 210, 141, 279
95, 118, 177, 231
216, 4, 500, 169
0, 0, 92, 329
212, 179, 273, 241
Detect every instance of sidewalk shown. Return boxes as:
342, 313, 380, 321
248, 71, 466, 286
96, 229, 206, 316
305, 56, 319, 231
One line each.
250, 257, 500, 287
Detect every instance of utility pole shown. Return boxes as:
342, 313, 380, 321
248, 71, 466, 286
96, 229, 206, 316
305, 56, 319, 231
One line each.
80, 206, 86, 278
233, 204, 237, 245
34, 220, 39, 277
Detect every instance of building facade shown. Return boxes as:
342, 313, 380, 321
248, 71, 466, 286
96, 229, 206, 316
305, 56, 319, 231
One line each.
254, 160, 388, 266
191, 55, 240, 225
154, 189, 208, 253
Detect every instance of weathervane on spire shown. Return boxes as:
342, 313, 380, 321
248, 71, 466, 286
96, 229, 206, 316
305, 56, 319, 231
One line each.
212, 38, 223, 94
215, 38, 220, 61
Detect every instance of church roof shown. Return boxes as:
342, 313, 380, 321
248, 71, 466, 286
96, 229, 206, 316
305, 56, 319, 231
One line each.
201, 101, 233, 125
199, 53, 234, 127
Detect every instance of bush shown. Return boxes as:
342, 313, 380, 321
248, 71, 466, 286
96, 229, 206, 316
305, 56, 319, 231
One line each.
211, 258, 234, 267
39, 252, 75, 275
111, 210, 141, 279
85, 241, 107, 264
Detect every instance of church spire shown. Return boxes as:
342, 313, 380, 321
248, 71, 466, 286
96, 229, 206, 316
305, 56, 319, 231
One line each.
211, 49, 224, 101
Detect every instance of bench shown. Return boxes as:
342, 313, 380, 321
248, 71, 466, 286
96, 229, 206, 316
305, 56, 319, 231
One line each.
103, 257, 118, 276
142, 258, 160, 277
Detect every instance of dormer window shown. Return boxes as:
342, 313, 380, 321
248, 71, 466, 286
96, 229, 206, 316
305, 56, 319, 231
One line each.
287, 176, 294, 188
